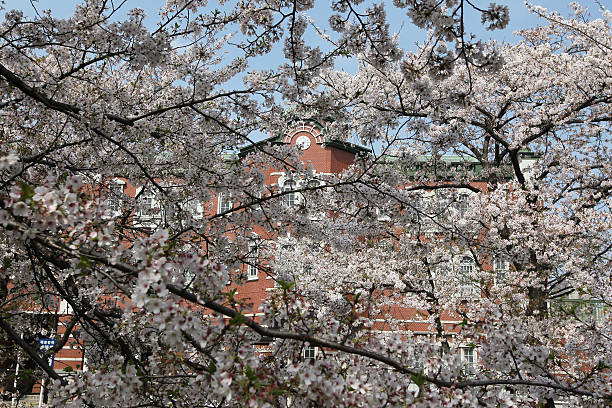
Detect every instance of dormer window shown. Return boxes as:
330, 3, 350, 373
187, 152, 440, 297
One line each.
107, 182, 124, 214
142, 196, 154, 214
138, 193, 161, 219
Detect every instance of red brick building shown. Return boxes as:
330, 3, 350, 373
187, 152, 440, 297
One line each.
14, 120, 539, 398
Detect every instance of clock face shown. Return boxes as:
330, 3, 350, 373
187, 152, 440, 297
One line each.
296, 135, 311, 150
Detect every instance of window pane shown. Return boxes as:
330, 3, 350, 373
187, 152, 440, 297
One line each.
108, 184, 123, 212
460, 257, 476, 297
302, 345, 317, 361
461, 348, 476, 375
246, 243, 258, 279
219, 193, 233, 213
494, 256, 509, 285
284, 181, 297, 207
455, 193, 469, 214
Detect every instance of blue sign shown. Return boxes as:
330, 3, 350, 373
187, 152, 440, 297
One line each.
38, 338, 56, 368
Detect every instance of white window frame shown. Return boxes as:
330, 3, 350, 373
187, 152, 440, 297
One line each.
172, 268, 196, 286
283, 180, 298, 207
185, 199, 203, 219
420, 191, 445, 233
412, 338, 429, 372
218, 192, 233, 214
107, 182, 124, 214
459, 256, 478, 298
58, 299, 73, 315
142, 196, 154, 214
302, 344, 318, 361
246, 242, 259, 280
376, 206, 391, 221
461, 347, 477, 375
306, 179, 320, 189
303, 264, 312, 275
591, 302, 606, 322
454, 192, 469, 215
576, 300, 607, 323
494, 256, 510, 286
138, 194, 161, 219
409, 197, 422, 223
435, 264, 450, 279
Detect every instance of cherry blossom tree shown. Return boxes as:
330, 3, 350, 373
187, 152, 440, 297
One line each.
0, 0, 610, 407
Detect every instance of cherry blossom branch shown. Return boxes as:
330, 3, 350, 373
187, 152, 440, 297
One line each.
2, 191, 607, 401
165, 283, 603, 399
0, 315, 67, 385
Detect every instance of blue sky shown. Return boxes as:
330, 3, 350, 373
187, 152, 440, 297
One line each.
2, 1, 607, 73
1, 0, 607, 147
3, 1, 607, 44
3, 1, 608, 68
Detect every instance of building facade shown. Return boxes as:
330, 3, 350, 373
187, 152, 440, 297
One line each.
7, 120, 549, 401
